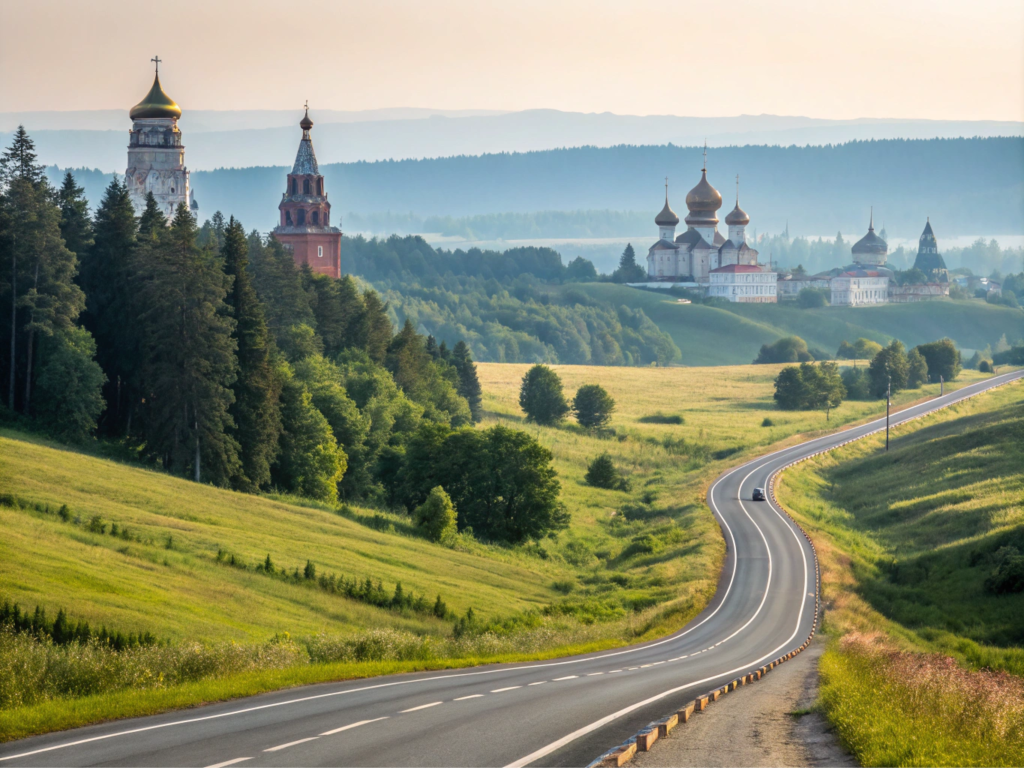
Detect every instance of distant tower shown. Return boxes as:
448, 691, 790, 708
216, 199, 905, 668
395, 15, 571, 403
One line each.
125, 57, 196, 219
273, 105, 342, 279
724, 174, 750, 245
851, 208, 888, 266
911, 218, 949, 281
655, 178, 680, 241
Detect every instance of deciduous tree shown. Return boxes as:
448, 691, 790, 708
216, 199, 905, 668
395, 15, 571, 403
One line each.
519, 364, 569, 425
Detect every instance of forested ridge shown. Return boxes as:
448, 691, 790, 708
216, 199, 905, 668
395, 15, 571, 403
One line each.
48, 137, 1024, 236
0, 128, 567, 544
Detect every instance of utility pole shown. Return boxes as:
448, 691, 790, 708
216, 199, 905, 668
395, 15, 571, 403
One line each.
886, 376, 891, 451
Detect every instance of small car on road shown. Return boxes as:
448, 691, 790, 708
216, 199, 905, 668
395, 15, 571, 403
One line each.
752, 487, 766, 501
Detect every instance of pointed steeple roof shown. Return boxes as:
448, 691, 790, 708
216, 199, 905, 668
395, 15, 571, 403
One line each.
291, 105, 320, 176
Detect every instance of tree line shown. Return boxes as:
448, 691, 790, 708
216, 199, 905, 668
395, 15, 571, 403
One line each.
773, 337, 963, 416
0, 129, 564, 544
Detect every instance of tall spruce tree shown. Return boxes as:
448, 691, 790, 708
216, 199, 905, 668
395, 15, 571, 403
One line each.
222, 217, 282, 491
137, 192, 167, 240
56, 171, 93, 260
246, 232, 314, 344
0, 126, 45, 187
136, 203, 240, 484
359, 289, 392, 363
452, 340, 482, 422
80, 177, 139, 434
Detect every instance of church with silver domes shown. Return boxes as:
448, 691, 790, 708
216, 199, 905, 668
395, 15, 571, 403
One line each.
646, 154, 759, 285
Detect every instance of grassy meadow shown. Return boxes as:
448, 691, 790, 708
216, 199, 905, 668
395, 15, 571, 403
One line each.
0, 361, 998, 739
558, 283, 1024, 365
775, 379, 1024, 766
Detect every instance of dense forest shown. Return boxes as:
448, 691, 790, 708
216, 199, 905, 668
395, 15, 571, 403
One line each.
0, 129, 566, 544
48, 137, 1024, 238
340, 234, 680, 365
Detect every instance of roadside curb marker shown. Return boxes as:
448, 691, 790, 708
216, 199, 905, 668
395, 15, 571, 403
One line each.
587, 373, 1024, 768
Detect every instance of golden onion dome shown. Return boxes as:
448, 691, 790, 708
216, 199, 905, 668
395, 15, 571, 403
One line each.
129, 73, 181, 120
725, 202, 750, 226
685, 169, 723, 213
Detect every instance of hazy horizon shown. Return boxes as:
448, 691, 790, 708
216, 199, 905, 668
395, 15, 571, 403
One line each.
2, 0, 1022, 122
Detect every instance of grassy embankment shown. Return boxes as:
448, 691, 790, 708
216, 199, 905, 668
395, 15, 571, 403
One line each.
776, 380, 1024, 766
0, 363, 992, 740
561, 283, 1024, 366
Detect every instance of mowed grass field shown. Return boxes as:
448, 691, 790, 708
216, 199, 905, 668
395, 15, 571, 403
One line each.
775, 379, 1024, 766
558, 283, 1024, 366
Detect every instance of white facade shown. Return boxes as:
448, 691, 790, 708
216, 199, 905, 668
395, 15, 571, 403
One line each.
126, 117, 192, 219
708, 266, 777, 303
831, 274, 889, 306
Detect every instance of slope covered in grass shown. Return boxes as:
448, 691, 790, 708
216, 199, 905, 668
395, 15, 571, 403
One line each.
776, 379, 1024, 766
0, 431, 565, 643
558, 283, 1024, 365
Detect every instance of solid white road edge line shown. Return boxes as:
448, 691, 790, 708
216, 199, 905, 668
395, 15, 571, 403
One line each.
319, 717, 388, 736
2, 373, 1017, 766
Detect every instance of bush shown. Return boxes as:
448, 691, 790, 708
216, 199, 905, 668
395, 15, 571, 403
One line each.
572, 384, 615, 429
979, 360, 994, 373
414, 486, 458, 546
638, 413, 684, 425
585, 454, 627, 490
754, 336, 812, 364
986, 547, 1024, 594
797, 287, 829, 308
551, 579, 576, 594
761, 417, 775, 427
519, 364, 569, 425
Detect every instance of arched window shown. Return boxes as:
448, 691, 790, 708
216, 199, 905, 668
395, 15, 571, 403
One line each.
311, 211, 319, 225
292, 179, 298, 195
318, 179, 324, 195
286, 211, 293, 226
297, 209, 306, 225
303, 179, 311, 195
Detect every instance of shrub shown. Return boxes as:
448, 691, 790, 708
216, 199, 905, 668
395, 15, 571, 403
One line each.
797, 287, 829, 308
761, 417, 775, 427
414, 486, 458, 546
979, 359, 994, 373
754, 336, 812, 364
572, 384, 616, 428
519, 364, 569, 425
986, 547, 1024, 594
638, 413, 684, 425
585, 454, 626, 490
551, 580, 576, 595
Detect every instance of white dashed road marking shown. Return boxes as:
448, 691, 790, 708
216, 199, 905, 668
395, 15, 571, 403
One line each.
553, 676, 578, 681
205, 759, 251, 768
528, 681, 547, 686
455, 695, 484, 701
319, 717, 388, 736
401, 702, 443, 713
264, 737, 317, 752
490, 687, 521, 693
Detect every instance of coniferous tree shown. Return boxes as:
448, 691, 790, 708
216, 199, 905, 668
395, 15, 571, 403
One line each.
303, 271, 363, 358
0, 126, 45, 186
612, 243, 646, 283
136, 203, 240, 484
246, 233, 314, 344
80, 177, 139, 434
56, 171, 93, 259
222, 217, 283, 491
452, 340, 483, 422
137, 192, 166, 240
359, 289, 392, 363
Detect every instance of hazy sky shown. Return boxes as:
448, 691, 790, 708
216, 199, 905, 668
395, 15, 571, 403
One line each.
2, 0, 1022, 121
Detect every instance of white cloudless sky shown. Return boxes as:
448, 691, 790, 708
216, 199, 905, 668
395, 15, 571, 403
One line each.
2, 0, 1022, 120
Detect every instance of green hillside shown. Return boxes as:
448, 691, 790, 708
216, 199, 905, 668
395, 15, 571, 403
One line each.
563, 284, 1024, 365
777, 380, 1024, 766
0, 430, 567, 644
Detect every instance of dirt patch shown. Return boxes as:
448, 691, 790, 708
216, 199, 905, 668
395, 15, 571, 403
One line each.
629, 638, 854, 767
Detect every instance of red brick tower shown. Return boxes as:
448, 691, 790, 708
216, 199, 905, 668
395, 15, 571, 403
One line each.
273, 106, 342, 278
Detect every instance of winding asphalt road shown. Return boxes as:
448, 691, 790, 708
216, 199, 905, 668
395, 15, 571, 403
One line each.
3, 369, 1021, 768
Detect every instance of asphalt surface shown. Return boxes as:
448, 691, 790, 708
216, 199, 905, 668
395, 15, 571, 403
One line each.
3, 369, 1020, 768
